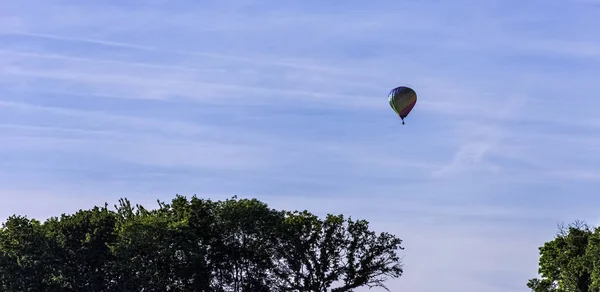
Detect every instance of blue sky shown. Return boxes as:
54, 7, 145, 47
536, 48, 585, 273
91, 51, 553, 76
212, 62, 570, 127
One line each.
1, 0, 600, 290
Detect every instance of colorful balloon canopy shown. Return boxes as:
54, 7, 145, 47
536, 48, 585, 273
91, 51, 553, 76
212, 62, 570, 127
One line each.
388, 86, 417, 125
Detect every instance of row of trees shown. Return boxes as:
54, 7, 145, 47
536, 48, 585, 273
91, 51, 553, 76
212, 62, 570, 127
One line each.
0, 195, 404, 292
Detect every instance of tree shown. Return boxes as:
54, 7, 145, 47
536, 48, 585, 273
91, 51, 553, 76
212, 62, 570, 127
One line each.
205, 196, 283, 291
48, 206, 119, 291
527, 220, 596, 292
273, 211, 404, 291
0, 215, 57, 292
0, 194, 405, 292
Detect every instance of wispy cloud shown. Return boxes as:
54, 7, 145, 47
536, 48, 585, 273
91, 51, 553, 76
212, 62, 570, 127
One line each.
1, 0, 599, 291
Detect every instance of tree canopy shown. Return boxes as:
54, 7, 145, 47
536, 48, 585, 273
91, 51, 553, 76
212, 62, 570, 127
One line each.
527, 220, 600, 292
0, 195, 404, 292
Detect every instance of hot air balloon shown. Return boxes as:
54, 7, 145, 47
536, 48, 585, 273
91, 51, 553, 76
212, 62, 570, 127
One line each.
388, 86, 417, 125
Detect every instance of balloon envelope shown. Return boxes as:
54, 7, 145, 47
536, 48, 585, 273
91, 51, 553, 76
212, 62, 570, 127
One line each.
388, 86, 417, 123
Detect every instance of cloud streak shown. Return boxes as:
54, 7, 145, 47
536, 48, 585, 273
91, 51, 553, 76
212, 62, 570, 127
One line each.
0, 30, 358, 75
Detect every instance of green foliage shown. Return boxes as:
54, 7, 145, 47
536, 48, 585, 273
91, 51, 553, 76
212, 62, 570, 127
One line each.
0, 195, 404, 292
527, 220, 600, 292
